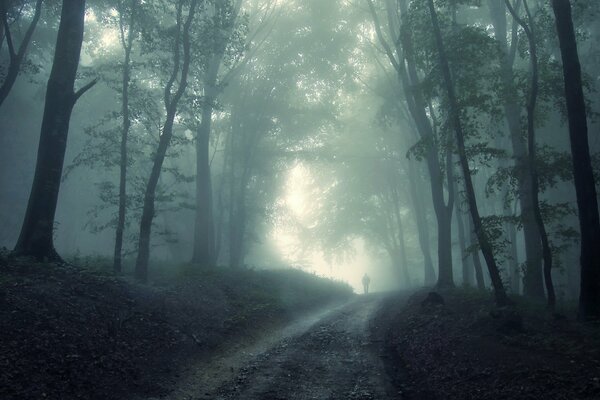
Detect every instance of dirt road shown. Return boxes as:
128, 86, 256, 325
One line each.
183, 295, 401, 400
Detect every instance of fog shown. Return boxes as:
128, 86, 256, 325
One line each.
1, 0, 600, 303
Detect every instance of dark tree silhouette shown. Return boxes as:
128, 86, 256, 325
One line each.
13, 0, 96, 261
427, 0, 508, 305
367, 0, 454, 288
506, 0, 555, 308
114, 0, 139, 274
551, 0, 600, 320
488, 0, 545, 299
0, 0, 44, 108
134, 0, 198, 282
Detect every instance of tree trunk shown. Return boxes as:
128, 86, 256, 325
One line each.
489, 0, 545, 300
134, 0, 197, 282
190, 0, 243, 266
192, 97, 216, 267
456, 201, 474, 286
507, 216, 521, 294
114, 1, 137, 274
0, 0, 43, 108
427, 0, 508, 305
507, 0, 555, 308
390, 181, 411, 286
399, 0, 454, 288
13, 0, 94, 260
437, 133, 456, 288
398, 224, 411, 286
436, 207, 453, 288
407, 161, 436, 285
214, 131, 232, 264
551, 0, 600, 320
229, 163, 249, 269
0, 13, 5, 51
367, 0, 453, 288
468, 216, 486, 290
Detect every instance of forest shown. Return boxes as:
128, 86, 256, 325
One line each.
1, 0, 600, 399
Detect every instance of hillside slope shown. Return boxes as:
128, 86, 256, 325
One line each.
0, 257, 352, 400
373, 290, 600, 400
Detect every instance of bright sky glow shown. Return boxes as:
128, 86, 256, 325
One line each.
272, 164, 396, 293
285, 164, 310, 218
101, 29, 119, 48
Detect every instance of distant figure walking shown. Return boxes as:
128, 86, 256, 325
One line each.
362, 273, 371, 295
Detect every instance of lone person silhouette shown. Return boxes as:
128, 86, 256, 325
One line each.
362, 273, 371, 295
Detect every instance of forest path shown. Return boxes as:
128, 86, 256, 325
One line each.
186, 294, 402, 400
206, 295, 393, 400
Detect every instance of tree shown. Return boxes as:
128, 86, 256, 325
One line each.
427, 0, 508, 305
366, 0, 455, 288
454, 175, 474, 287
191, 0, 244, 267
407, 159, 436, 285
0, 0, 43, 108
223, 75, 278, 268
488, 0, 545, 300
134, 0, 198, 282
551, 0, 600, 320
114, 0, 140, 274
13, 0, 96, 260
505, 0, 555, 308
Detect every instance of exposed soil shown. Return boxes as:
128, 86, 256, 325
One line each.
205, 294, 402, 400
374, 289, 600, 400
165, 301, 349, 400
0, 258, 352, 400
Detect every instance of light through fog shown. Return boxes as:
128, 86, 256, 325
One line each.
1, 1, 599, 397
272, 164, 399, 293
1, 0, 596, 312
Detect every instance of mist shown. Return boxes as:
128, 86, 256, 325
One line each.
2, 1, 600, 399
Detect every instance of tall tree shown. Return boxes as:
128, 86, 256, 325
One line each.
367, 0, 455, 288
407, 159, 436, 285
468, 217, 486, 290
454, 179, 474, 287
551, 0, 600, 320
506, 0, 555, 308
427, 0, 508, 305
13, 0, 96, 260
134, 0, 198, 282
191, 0, 243, 267
114, 0, 139, 274
225, 82, 268, 268
488, 0, 545, 300
0, 0, 44, 108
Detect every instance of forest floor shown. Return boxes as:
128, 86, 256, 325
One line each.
0, 254, 353, 400
4, 253, 600, 400
375, 289, 600, 400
